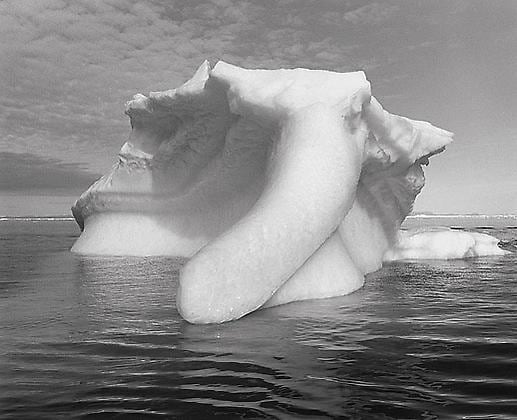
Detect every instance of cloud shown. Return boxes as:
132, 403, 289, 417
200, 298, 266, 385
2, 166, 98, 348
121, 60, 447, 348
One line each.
0, 152, 100, 192
0, 0, 385, 175
1, 0, 516, 214
342, 2, 398, 25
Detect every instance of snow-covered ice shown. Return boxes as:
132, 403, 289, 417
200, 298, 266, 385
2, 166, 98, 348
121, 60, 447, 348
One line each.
384, 227, 509, 261
70, 61, 501, 323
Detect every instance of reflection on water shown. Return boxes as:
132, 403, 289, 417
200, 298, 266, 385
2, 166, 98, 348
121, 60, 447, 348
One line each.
1, 220, 516, 419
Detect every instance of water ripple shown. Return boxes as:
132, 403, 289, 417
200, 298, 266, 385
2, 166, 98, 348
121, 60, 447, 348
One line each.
1, 221, 516, 418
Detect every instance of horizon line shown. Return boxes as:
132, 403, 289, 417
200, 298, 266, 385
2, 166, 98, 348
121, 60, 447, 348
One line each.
2, 213, 517, 221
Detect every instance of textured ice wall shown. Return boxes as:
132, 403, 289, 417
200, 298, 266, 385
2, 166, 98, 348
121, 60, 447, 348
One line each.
72, 61, 455, 323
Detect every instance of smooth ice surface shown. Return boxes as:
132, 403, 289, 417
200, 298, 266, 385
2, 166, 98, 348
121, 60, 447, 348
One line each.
384, 228, 509, 261
72, 61, 454, 323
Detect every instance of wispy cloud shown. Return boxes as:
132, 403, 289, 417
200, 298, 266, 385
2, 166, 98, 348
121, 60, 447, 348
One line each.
342, 2, 398, 25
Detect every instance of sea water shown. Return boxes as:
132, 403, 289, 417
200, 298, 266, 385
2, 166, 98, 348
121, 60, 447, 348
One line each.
1, 216, 516, 419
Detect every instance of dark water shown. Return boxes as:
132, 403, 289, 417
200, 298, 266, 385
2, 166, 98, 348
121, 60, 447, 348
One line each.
1, 218, 516, 419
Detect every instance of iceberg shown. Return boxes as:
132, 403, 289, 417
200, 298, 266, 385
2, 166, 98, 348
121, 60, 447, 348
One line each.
384, 227, 510, 261
72, 61, 455, 323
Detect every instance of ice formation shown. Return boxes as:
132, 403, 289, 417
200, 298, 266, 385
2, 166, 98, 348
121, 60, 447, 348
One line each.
72, 61, 455, 323
384, 228, 510, 261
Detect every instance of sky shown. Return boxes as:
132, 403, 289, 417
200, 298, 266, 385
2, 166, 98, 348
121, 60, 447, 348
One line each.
1, 0, 516, 216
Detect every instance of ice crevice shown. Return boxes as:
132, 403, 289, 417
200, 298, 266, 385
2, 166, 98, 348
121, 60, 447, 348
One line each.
71, 60, 503, 324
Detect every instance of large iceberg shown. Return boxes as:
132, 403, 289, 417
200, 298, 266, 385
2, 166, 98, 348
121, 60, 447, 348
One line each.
72, 61, 455, 323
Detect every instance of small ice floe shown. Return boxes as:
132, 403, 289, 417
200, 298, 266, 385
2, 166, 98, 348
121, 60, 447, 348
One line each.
384, 227, 511, 261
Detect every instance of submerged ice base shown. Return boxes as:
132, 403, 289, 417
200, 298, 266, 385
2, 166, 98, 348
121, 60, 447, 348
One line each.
72, 61, 457, 323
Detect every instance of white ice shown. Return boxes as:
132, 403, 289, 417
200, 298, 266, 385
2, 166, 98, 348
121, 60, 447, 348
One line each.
71, 61, 462, 323
384, 228, 509, 261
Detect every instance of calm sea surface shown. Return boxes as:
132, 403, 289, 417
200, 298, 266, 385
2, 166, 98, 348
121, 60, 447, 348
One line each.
1, 217, 516, 419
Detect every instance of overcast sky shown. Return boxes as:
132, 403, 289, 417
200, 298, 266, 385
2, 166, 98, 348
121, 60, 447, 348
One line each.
1, 0, 516, 215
